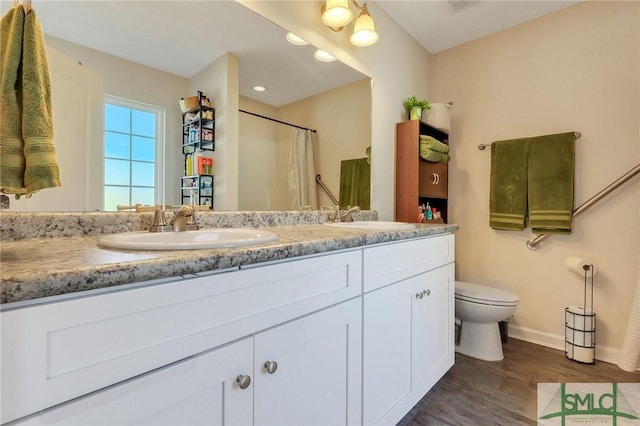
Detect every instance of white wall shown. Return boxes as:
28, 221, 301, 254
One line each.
239, 0, 432, 220
429, 1, 640, 362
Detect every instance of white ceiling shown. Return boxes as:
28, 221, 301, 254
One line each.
375, 0, 581, 54
2, 0, 581, 106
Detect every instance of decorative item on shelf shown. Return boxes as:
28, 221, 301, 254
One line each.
179, 96, 199, 113
320, 0, 379, 47
402, 96, 430, 121
425, 101, 453, 132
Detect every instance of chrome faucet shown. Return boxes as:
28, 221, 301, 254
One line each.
334, 205, 361, 222
169, 205, 198, 232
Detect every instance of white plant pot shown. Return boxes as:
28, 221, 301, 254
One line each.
425, 103, 451, 132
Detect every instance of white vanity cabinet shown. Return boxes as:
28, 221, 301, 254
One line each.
13, 338, 255, 425
1, 232, 454, 426
1, 250, 362, 425
362, 235, 455, 426
254, 297, 361, 426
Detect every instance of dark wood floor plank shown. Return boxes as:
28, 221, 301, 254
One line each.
397, 338, 640, 426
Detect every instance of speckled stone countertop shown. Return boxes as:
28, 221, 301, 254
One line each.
0, 211, 458, 306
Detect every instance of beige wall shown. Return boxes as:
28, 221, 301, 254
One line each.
429, 1, 640, 362
43, 36, 188, 208
278, 78, 372, 208
239, 0, 432, 220
189, 53, 240, 210
238, 78, 371, 210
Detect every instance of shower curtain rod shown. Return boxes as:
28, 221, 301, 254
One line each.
239, 109, 317, 133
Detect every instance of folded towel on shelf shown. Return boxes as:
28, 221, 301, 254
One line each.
419, 147, 450, 163
489, 137, 530, 231
339, 158, 370, 210
528, 132, 576, 234
419, 134, 449, 153
0, 6, 61, 198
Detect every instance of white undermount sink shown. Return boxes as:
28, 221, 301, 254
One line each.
323, 221, 416, 230
98, 228, 278, 251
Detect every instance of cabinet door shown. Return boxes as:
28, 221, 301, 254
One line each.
419, 161, 448, 198
14, 338, 254, 426
363, 263, 454, 426
254, 298, 362, 426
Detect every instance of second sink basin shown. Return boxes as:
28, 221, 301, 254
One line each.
98, 228, 278, 251
323, 221, 416, 230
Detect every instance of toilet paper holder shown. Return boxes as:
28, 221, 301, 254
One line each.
565, 263, 596, 364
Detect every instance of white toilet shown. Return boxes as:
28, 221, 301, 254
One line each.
455, 281, 519, 361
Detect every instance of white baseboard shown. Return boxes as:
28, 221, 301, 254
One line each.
507, 324, 624, 367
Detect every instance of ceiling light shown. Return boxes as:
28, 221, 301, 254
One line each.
253, 85, 266, 92
321, 0, 353, 28
321, 0, 379, 47
349, 6, 379, 47
313, 49, 336, 63
286, 32, 309, 46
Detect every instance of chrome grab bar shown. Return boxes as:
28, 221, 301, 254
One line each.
527, 163, 640, 250
316, 174, 339, 207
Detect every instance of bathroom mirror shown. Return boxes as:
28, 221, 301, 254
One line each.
1, 0, 371, 212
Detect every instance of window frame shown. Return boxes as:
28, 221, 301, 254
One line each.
103, 95, 165, 210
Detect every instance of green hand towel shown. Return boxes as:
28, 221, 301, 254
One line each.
489, 137, 530, 231
419, 147, 450, 163
339, 158, 370, 210
528, 132, 575, 235
0, 6, 25, 194
419, 135, 449, 153
0, 6, 61, 199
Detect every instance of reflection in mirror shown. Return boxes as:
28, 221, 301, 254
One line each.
0, 0, 371, 212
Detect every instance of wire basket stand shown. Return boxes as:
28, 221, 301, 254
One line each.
565, 264, 596, 364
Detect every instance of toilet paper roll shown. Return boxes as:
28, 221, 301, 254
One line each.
565, 256, 597, 276
566, 342, 595, 363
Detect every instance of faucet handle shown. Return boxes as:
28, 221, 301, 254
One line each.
116, 203, 142, 211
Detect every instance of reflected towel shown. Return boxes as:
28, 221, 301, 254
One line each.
339, 158, 370, 210
419, 147, 450, 163
489, 137, 529, 231
0, 6, 61, 198
528, 132, 575, 234
419, 135, 449, 153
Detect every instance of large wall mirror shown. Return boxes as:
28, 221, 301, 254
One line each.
1, 0, 371, 212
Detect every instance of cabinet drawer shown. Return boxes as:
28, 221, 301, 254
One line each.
363, 234, 454, 293
1, 250, 362, 424
419, 162, 448, 198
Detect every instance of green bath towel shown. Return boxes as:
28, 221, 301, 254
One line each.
339, 158, 370, 210
419, 135, 449, 153
0, 6, 61, 198
489, 137, 530, 231
528, 132, 575, 234
419, 147, 450, 163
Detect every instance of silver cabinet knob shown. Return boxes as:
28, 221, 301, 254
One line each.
434, 174, 440, 185
425, 289, 431, 296
264, 360, 278, 374
416, 292, 424, 299
236, 374, 251, 389
432, 173, 438, 184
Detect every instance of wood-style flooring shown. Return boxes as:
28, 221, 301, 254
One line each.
398, 338, 640, 426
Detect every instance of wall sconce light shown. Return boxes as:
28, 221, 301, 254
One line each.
321, 0, 379, 47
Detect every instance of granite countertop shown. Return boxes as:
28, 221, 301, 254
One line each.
0, 211, 458, 306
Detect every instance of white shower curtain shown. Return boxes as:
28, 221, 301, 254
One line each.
288, 128, 318, 210
619, 216, 640, 371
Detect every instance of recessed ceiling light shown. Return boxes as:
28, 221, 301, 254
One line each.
253, 85, 266, 92
313, 49, 336, 63
286, 32, 309, 46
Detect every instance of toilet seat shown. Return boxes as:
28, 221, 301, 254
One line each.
455, 281, 519, 307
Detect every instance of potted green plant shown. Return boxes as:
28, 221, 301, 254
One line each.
402, 96, 430, 121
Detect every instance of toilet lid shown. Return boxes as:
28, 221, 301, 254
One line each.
455, 281, 519, 306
